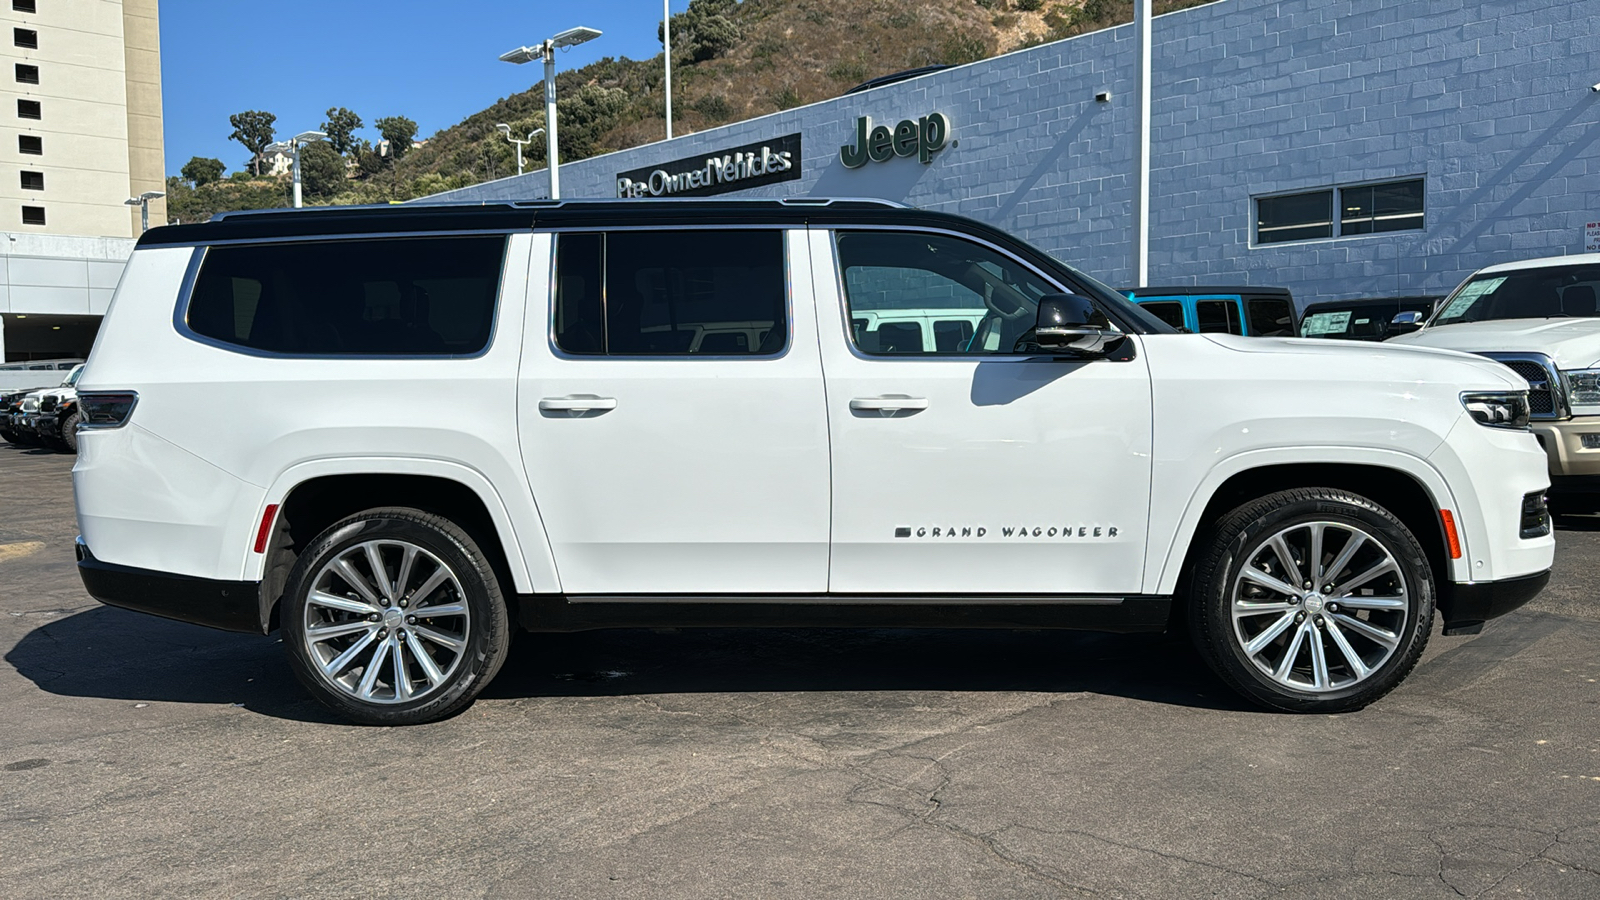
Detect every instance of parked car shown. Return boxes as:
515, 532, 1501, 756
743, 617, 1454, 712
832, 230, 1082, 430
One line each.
75, 199, 1551, 725
33, 363, 86, 452
1123, 286, 1297, 336
1299, 296, 1443, 341
0, 357, 86, 393
1387, 253, 1600, 509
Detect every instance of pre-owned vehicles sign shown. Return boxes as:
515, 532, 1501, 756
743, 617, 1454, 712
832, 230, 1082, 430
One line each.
616, 134, 802, 198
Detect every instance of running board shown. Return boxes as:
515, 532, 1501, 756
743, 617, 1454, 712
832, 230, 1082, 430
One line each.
515, 593, 1172, 633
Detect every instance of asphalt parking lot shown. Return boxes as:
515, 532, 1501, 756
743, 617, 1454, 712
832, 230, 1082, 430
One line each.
1, 447, 1598, 899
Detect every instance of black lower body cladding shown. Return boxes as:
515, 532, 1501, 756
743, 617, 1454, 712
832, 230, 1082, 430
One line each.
76, 540, 263, 634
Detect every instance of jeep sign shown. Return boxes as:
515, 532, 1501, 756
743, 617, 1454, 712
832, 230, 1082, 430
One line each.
839, 113, 950, 168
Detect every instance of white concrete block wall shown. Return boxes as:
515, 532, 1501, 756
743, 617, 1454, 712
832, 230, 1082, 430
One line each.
428, 0, 1600, 307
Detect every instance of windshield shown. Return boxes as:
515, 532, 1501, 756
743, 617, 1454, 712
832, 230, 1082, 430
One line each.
63, 365, 84, 387
1432, 264, 1600, 327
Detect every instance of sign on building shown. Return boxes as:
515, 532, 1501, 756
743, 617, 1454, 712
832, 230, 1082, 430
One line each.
616, 134, 802, 198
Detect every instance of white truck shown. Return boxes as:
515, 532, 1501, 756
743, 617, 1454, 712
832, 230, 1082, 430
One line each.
1389, 253, 1600, 511
71, 200, 1553, 724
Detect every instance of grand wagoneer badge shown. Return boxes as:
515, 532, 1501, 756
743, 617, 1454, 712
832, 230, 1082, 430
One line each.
895, 524, 1121, 539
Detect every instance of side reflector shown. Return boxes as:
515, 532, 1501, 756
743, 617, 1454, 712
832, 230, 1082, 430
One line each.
1440, 510, 1462, 560
254, 503, 279, 554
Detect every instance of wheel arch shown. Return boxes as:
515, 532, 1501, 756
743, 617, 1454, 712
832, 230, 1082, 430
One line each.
1154, 453, 1469, 626
250, 459, 555, 633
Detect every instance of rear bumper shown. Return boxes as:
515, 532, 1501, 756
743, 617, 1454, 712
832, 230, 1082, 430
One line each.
76, 538, 264, 634
1438, 569, 1550, 636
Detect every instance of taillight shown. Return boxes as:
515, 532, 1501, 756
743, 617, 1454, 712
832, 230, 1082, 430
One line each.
78, 391, 139, 428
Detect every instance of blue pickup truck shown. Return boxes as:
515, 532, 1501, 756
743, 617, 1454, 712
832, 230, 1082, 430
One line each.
1123, 286, 1297, 337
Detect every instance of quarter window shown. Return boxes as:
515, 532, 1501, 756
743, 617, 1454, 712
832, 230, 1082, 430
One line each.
186, 236, 506, 355
552, 230, 787, 356
1195, 299, 1242, 334
835, 230, 1063, 355
1245, 297, 1294, 336
1140, 301, 1186, 330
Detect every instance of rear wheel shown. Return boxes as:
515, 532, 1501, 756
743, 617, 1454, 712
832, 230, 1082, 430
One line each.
281, 508, 510, 725
1189, 488, 1434, 712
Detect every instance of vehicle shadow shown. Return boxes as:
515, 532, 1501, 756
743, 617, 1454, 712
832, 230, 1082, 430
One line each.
1554, 512, 1600, 532
5, 605, 1255, 721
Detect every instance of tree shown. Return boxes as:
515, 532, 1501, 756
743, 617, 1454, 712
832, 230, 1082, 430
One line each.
375, 116, 419, 160
299, 141, 346, 200
228, 110, 277, 176
322, 107, 363, 157
661, 0, 742, 63
181, 156, 225, 187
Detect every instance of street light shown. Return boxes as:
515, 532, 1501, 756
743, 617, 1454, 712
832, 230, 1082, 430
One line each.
495, 124, 545, 177
264, 130, 328, 209
500, 26, 602, 200
663, 0, 673, 139
123, 190, 164, 233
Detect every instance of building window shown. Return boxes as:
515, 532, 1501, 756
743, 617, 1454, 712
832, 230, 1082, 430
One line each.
1340, 179, 1425, 235
21, 206, 45, 226
15, 63, 39, 84
17, 98, 40, 119
1256, 191, 1332, 244
18, 134, 40, 154
13, 0, 36, 12
20, 170, 43, 190
14, 28, 37, 48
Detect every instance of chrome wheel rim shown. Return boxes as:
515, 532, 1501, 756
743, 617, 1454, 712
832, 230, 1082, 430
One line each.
1231, 521, 1409, 693
301, 539, 471, 705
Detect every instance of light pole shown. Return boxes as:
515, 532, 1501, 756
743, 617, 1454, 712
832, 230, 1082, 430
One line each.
124, 190, 164, 233
264, 130, 329, 209
500, 26, 602, 200
495, 124, 545, 177
663, 0, 673, 139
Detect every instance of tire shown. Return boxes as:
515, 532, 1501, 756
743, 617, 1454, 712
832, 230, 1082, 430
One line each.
280, 508, 511, 725
1188, 488, 1434, 713
60, 412, 80, 454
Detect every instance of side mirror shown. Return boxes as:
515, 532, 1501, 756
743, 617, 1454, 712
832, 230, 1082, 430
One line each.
1389, 310, 1425, 336
1034, 294, 1119, 355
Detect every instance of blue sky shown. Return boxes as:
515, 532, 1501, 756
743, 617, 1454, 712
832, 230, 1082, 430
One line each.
160, 0, 687, 176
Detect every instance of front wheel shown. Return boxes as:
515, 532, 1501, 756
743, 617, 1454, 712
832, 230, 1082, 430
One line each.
60, 411, 80, 453
280, 508, 511, 725
1189, 488, 1434, 712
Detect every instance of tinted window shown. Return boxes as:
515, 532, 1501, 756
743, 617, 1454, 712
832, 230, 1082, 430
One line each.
1256, 191, 1332, 244
1246, 297, 1293, 336
187, 236, 505, 355
1196, 299, 1242, 334
836, 231, 1068, 355
552, 230, 787, 356
1140, 301, 1186, 330
1341, 179, 1424, 236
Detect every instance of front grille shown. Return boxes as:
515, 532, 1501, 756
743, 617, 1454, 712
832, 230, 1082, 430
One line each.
39, 396, 56, 413
1480, 353, 1563, 420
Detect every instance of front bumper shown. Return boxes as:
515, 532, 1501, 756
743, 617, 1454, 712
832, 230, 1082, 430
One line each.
1533, 416, 1600, 477
76, 538, 265, 634
1438, 569, 1551, 635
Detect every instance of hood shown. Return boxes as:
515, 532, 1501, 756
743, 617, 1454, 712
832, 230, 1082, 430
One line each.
1386, 318, 1600, 370
1200, 333, 1525, 389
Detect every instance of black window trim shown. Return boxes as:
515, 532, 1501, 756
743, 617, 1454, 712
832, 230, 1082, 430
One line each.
828, 224, 1133, 363
172, 234, 512, 361
1252, 176, 1426, 247
545, 225, 797, 362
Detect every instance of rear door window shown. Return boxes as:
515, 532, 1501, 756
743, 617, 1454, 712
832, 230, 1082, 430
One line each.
1196, 299, 1243, 334
186, 236, 506, 355
553, 230, 787, 356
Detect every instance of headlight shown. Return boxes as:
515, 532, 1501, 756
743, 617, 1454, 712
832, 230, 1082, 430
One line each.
1461, 391, 1531, 429
1565, 368, 1600, 415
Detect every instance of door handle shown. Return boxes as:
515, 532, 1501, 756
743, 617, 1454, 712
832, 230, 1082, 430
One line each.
849, 395, 929, 412
538, 395, 617, 413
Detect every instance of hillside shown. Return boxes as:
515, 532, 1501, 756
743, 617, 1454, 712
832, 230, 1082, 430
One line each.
168, 0, 1216, 216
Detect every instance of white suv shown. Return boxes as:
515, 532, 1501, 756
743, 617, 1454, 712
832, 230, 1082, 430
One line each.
73, 200, 1554, 724
1388, 253, 1600, 511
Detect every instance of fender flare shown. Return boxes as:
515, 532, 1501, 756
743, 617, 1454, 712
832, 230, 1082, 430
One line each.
245, 456, 560, 595
1149, 446, 1468, 595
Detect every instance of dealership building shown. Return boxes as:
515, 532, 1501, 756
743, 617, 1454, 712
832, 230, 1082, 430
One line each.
432, 0, 1600, 307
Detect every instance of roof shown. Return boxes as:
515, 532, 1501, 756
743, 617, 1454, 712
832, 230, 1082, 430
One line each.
1475, 253, 1600, 275
134, 198, 938, 247
1124, 285, 1293, 298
